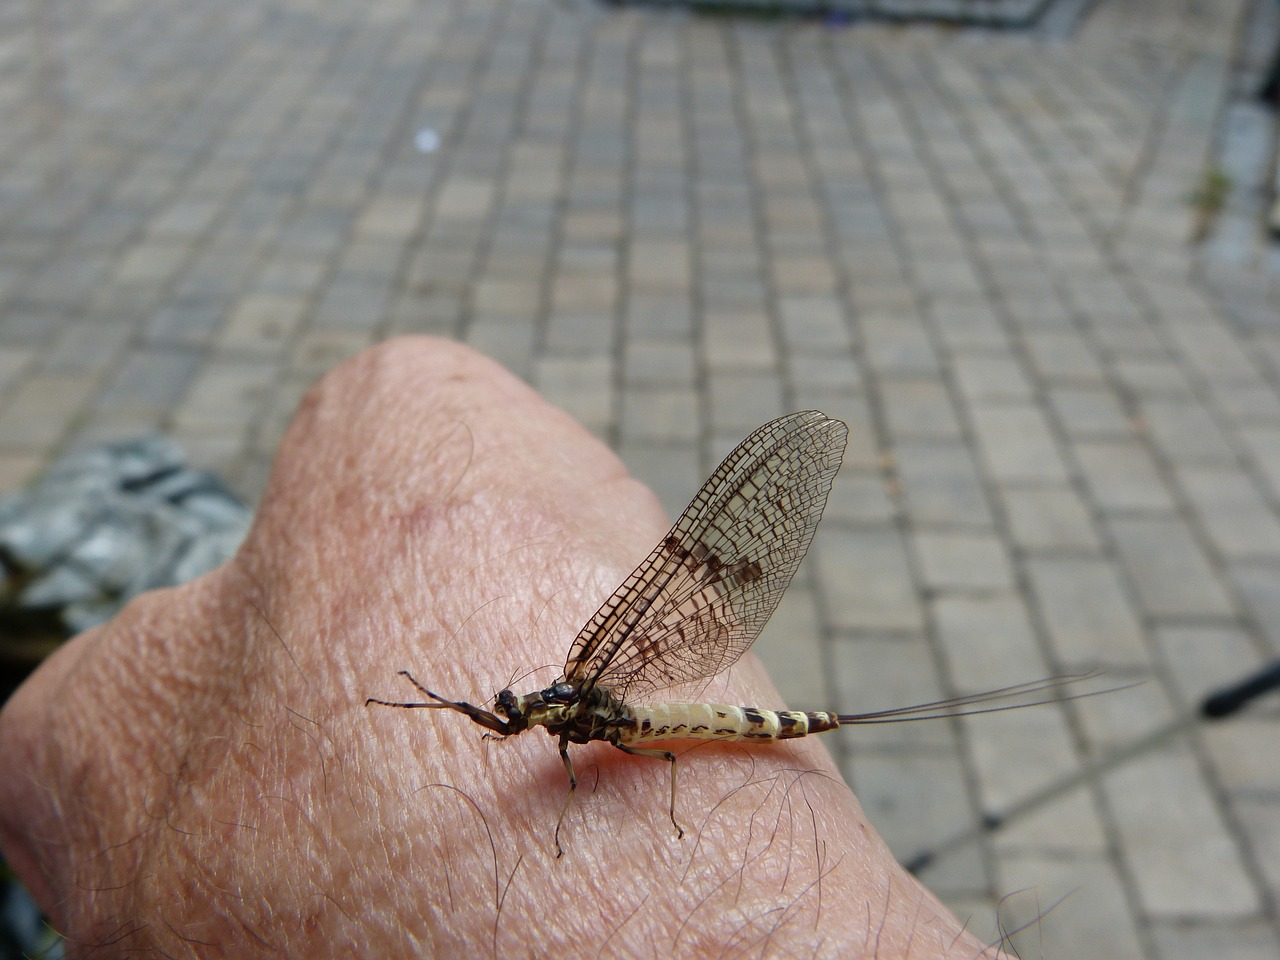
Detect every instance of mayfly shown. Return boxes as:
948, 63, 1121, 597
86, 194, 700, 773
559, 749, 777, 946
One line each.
369, 410, 1083, 855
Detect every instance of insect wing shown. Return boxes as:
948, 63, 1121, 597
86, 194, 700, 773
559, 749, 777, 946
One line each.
562, 411, 847, 702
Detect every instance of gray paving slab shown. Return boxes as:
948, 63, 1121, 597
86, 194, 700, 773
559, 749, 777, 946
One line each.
2, 0, 1279, 955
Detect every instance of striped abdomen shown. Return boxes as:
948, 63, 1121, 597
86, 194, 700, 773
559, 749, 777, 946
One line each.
617, 703, 840, 746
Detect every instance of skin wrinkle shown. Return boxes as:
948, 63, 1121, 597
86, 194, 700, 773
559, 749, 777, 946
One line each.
0, 337, 1004, 958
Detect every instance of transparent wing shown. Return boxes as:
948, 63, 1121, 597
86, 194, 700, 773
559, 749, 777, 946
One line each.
563, 410, 847, 702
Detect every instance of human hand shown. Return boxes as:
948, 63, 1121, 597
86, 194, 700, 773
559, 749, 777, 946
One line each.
0, 337, 998, 957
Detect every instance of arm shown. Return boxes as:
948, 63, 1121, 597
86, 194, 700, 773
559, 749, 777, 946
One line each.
0, 337, 995, 958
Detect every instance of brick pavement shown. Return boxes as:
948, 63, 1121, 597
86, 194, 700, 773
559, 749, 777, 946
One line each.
2, 0, 1279, 956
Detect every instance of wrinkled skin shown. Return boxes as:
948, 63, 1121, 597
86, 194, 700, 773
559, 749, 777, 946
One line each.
0, 338, 1002, 958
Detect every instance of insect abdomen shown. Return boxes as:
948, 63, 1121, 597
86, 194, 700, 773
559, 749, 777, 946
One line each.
619, 703, 840, 745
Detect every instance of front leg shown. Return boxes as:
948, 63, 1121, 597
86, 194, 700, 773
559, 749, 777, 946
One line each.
365, 671, 510, 737
553, 734, 576, 859
614, 743, 685, 841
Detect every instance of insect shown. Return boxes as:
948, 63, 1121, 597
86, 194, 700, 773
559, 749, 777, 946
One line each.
369, 410, 1084, 855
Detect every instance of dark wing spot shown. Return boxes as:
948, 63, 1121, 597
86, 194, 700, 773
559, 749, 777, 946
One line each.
727, 558, 764, 587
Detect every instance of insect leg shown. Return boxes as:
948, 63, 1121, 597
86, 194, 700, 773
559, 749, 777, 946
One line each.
365, 671, 510, 736
554, 734, 576, 859
614, 743, 685, 841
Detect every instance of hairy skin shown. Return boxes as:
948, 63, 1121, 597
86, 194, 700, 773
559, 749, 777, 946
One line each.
0, 337, 1003, 958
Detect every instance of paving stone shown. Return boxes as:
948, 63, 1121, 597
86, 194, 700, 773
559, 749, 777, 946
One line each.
706, 373, 784, 435
144, 299, 228, 348
41, 322, 134, 374
813, 525, 923, 634
1176, 465, 1280, 561
927, 298, 1010, 352
1073, 439, 1178, 513
1236, 425, 1280, 502
1022, 329, 1107, 383
995, 853, 1147, 960
991, 788, 1110, 855
1164, 320, 1267, 384
337, 238, 408, 287
952, 352, 1034, 405
891, 440, 993, 527
1024, 556, 1149, 668
112, 241, 192, 285
312, 277, 391, 331
98, 348, 207, 411
752, 583, 825, 709
702, 309, 775, 370
1234, 799, 1280, 911
1085, 317, 1166, 358
354, 193, 426, 239
1154, 623, 1270, 708
288, 329, 376, 379
969, 403, 1071, 483
1074, 674, 1178, 755
846, 751, 979, 878
881, 378, 965, 441
148, 198, 222, 240
932, 594, 1049, 692
473, 278, 542, 322
1138, 397, 1238, 464
831, 633, 959, 751
1112, 356, 1197, 397
966, 702, 1083, 812
1228, 562, 1280, 655
0, 373, 97, 449
776, 295, 853, 353
171, 360, 280, 433
1209, 381, 1280, 424
913, 530, 1014, 593
217, 294, 308, 355
531, 354, 613, 436
784, 352, 863, 392
1001, 483, 1103, 552
1200, 717, 1280, 796
1108, 516, 1236, 620
1048, 385, 1133, 437
618, 386, 698, 444
1105, 746, 1261, 918
859, 310, 939, 376
543, 311, 617, 357
1150, 920, 1280, 960
167, 421, 252, 481
459, 319, 534, 380
621, 339, 696, 388
614, 440, 701, 522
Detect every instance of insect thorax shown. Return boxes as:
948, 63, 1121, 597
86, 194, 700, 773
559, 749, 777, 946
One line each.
506, 683, 633, 745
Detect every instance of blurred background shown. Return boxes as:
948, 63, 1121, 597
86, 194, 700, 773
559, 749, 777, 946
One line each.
2, 0, 1279, 957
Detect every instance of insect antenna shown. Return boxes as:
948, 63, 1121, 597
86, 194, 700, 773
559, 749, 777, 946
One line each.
835, 673, 1126, 725
503, 661, 557, 693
